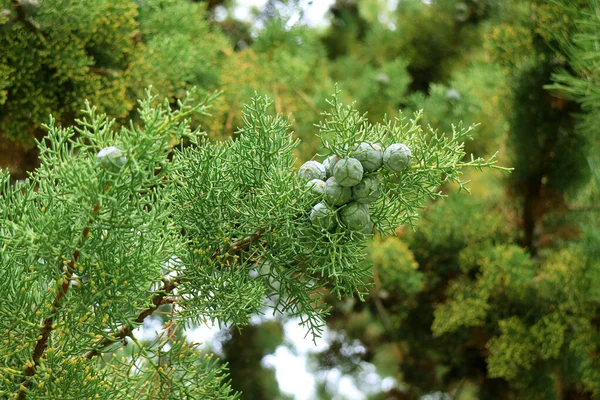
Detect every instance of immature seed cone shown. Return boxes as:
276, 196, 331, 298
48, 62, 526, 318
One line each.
351, 142, 383, 172
97, 146, 127, 171
352, 176, 382, 204
333, 158, 363, 187
324, 177, 352, 206
298, 161, 326, 181
340, 201, 371, 232
322, 155, 341, 178
383, 143, 411, 172
306, 179, 326, 195
310, 202, 337, 230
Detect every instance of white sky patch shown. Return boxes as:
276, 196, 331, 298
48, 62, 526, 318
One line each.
283, 317, 329, 354
299, 0, 336, 28
268, 318, 376, 400
133, 317, 164, 342
235, 0, 335, 28
138, 314, 396, 398
263, 346, 316, 400
234, 0, 268, 22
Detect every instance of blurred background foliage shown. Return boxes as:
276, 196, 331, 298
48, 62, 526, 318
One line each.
1, 0, 599, 398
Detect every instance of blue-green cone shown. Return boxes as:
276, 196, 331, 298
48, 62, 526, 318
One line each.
322, 155, 341, 178
383, 143, 412, 172
97, 146, 127, 171
310, 202, 337, 230
324, 177, 352, 206
351, 142, 383, 172
306, 179, 326, 195
352, 176, 382, 204
340, 201, 371, 231
299, 161, 326, 181
333, 158, 364, 187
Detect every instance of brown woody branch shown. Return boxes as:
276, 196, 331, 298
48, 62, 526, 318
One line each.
10, 1, 42, 35
83, 228, 268, 360
17, 205, 100, 400
84, 279, 178, 360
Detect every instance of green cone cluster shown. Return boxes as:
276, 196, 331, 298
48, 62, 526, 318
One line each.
300, 142, 411, 234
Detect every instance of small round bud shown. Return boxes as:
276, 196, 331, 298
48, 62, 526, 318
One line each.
324, 177, 352, 206
375, 73, 390, 84
383, 143, 412, 172
298, 161, 326, 181
322, 155, 341, 178
333, 158, 364, 187
445, 89, 461, 100
352, 176, 382, 204
306, 179, 326, 195
310, 202, 337, 230
351, 142, 383, 172
97, 146, 127, 171
340, 202, 371, 232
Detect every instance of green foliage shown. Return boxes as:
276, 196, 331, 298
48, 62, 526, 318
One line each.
2, 1, 599, 398
432, 245, 535, 336
317, 92, 509, 233
0, 0, 140, 145
205, 19, 331, 159
0, 0, 226, 147
408, 61, 508, 155
0, 86, 500, 398
133, 0, 227, 101
370, 236, 423, 296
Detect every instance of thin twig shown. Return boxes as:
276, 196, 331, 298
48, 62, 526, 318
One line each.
10, 1, 42, 36
295, 88, 320, 113
84, 279, 178, 360
84, 228, 267, 360
225, 95, 240, 136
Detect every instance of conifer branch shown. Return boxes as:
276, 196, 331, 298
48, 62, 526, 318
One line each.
83, 279, 178, 360
10, 1, 42, 36
83, 228, 267, 360
17, 204, 100, 400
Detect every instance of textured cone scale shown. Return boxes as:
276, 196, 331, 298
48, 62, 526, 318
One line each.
322, 155, 341, 178
333, 158, 364, 187
298, 161, 326, 181
361, 222, 374, 235
340, 201, 371, 231
383, 143, 412, 172
306, 179, 326, 195
351, 142, 383, 172
324, 177, 352, 206
352, 176, 382, 204
310, 202, 337, 230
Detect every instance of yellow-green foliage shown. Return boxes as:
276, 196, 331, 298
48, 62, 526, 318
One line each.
205, 21, 332, 159
368, 236, 424, 330
370, 236, 423, 296
409, 187, 513, 263
331, 55, 411, 122
432, 245, 535, 336
485, 24, 537, 68
0, 0, 226, 147
409, 60, 509, 156
0, 0, 140, 146
434, 243, 600, 395
132, 0, 228, 101
538, 248, 600, 314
